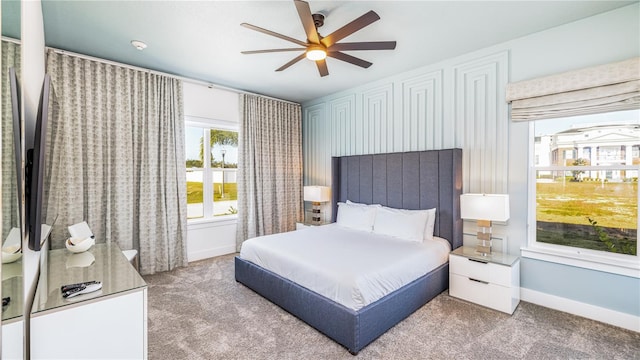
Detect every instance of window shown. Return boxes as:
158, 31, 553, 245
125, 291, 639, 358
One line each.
185, 124, 238, 220
530, 109, 638, 270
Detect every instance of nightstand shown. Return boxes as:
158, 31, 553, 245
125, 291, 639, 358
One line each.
296, 221, 329, 230
449, 246, 520, 314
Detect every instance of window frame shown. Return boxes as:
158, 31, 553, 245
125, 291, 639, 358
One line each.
524, 121, 640, 278
185, 116, 239, 223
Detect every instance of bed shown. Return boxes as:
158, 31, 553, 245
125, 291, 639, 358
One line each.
235, 149, 463, 354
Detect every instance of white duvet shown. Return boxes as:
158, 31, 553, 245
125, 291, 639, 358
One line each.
239, 223, 450, 311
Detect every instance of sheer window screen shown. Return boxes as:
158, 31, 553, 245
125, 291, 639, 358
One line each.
507, 57, 640, 121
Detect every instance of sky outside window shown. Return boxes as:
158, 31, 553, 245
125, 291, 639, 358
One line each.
185, 127, 238, 164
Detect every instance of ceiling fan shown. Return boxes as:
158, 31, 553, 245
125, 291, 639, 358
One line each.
240, 0, 396, 77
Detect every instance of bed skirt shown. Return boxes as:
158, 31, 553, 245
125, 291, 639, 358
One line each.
234, 256, 449, 354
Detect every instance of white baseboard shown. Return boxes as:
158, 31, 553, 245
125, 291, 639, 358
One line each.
520, 287, 639, 333
188, 245, 236, 262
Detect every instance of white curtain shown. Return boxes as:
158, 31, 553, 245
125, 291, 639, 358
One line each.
44, 50, 188, 275
507, 57, 640, 121
1, 40, 21, 241
236, 94, 303, 250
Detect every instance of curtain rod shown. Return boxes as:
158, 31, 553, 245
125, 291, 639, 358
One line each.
46, 46, 300, 106
1, 36, 21, 45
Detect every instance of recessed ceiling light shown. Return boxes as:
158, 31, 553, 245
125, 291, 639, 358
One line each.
131, 40, 147, 51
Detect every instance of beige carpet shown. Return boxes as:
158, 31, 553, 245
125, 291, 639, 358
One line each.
144, 254, 640, 359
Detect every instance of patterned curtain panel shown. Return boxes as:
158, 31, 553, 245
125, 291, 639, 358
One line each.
44, 50, 188, 275
236, 94, 303, 250
507, 57, 640, 121
1, 40, 21, 241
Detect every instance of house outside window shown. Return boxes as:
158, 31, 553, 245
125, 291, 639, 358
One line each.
531, 110, 639, 264
185, 123, 238, 220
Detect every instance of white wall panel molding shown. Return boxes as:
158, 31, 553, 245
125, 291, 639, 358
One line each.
400, 70, 443, 152
329, 94, 357, 156
302, 50, 509, 200
303, 103, 330, 185
361, 84, 394, 154
454, 51, 509, 194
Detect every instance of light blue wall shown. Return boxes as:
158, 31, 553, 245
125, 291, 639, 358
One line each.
302, 3, 640, 317
522, 259, 639, 316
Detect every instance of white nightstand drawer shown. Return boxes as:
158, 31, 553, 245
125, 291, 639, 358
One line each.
450, 273, 490, 305
449, 254, 512, 287
449, 274, 512, 313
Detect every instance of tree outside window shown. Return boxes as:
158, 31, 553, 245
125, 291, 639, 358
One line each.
186, 126, 238, 219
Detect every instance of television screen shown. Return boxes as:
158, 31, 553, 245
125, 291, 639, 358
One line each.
27, 74, 51, 251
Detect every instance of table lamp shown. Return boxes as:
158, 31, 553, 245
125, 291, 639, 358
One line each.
303, 186, 331, 224
460, 193, 510, 255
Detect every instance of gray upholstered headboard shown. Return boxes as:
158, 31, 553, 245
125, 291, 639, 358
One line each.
331, 149, 463, 250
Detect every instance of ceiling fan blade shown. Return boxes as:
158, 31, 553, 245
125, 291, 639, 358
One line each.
242, 48, 305, 54
276, 53, 307, 72
294, 0, 320, 44
327, 51, 372, 69
316, 59, 329, 77
328, 41, 396, 52
241, 23, 308, 47
320, 10, 380, 48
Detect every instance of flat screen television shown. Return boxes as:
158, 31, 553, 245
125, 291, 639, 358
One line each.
26, 74, 51, 251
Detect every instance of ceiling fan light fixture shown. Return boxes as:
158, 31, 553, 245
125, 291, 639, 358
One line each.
306, 47, 326, 61
241, 0, 395, 76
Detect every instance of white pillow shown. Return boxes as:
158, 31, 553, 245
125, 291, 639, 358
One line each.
385, 207, 436, 241
336, 202, 377, 232
423, 208, 437, 242
373, 206, 429, 242
346, 200, 381, 207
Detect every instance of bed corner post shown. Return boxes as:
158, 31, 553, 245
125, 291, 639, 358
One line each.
331, 157, 341, 223
452, 148, 463, 249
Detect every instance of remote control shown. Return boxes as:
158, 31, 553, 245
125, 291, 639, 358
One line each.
62, 286, 85, 298
63, 282, 102, 299
61, 280, 100, 293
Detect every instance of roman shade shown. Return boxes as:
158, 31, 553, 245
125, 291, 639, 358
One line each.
506, 57, 640, 121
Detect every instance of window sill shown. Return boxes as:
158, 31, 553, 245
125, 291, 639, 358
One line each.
521, 245, 640, 278
187, 215, 238, 228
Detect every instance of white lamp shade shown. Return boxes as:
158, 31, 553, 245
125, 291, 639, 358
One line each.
303, 186, 331, 203
460, 193, 510, 221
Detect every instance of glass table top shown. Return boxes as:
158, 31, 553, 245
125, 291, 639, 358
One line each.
32, 243, 146, 315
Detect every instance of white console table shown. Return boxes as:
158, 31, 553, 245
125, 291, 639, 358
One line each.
31, 243, 147, 359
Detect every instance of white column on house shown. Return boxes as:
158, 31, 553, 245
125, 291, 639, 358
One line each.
625, 144, 633, 165
590, 146, 598, 178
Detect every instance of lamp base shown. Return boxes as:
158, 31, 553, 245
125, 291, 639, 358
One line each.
475, 244, 491, 255
475, 220, 492, 256
311, 201, 322, 225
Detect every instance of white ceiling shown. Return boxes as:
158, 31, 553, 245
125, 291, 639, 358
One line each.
37, 1, 635, 103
